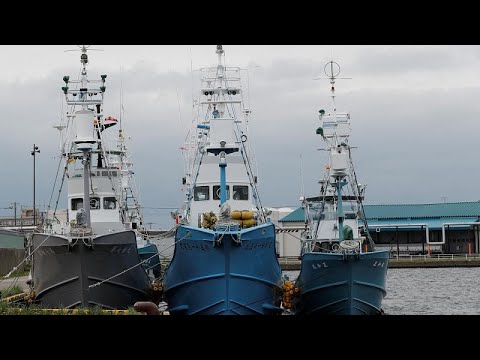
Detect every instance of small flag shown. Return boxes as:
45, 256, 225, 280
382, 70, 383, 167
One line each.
101, 116, 118, 131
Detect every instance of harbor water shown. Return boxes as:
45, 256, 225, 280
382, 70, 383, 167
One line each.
284, 268, 480, 315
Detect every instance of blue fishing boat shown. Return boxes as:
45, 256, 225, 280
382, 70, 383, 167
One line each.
163, 45, 283, 315
293, 61, 389, 315
138, 240, 162, 279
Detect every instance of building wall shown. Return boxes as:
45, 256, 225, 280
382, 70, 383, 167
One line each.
371, 229, 479, 254
0, 231, 25, 249
276, 225, 303, 257
0, 248, 25, 276
268, 208, 303, 257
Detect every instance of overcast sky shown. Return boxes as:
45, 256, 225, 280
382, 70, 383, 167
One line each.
1, 45, 480, 228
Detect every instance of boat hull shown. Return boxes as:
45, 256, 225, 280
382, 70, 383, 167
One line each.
163, 223, 283, 315
295, 251, 389, 315
31, 230, 152, 309
138, 242, 162, 279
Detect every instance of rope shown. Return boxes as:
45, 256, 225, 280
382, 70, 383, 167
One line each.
89, 231, 191, 289
184, 150, 205, 223
0, 232, 54, 288
50, 142, 74, 225
348, 149, 375, 249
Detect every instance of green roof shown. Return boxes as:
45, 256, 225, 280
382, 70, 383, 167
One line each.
365, 202, 480, 220
278, 207, 305, 223
278, 201, 480, 222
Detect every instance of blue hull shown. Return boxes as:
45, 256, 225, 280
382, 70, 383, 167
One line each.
295, 251, 389, 315
163, 223, 283, 315
138, 242, 162, 279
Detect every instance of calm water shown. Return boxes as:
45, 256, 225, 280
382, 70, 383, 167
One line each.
284, 268, 480, 315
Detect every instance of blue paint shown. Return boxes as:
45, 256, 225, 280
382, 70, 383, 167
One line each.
219, 157, 227, 205
163, 223, 283, 315
336, 179, 347, 241
295, 250, 389, 315
138, 241, 162, 279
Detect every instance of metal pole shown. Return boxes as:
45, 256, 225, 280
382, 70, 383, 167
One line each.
447, 225, 450, 253
336, 178, 346, 241
83, 151, 91, 227
33, 144, 36, 226
31, 144, 40, 227
421, 225, 425, 254
219, 151, 227, 205
396, 226, 399, 258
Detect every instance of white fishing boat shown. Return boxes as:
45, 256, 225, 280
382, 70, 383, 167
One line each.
29, 46, 157, 309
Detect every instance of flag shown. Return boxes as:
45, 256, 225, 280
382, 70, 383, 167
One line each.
101, 116, 118, 131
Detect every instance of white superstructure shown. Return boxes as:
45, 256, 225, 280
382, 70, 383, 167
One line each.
301, 61, 371, 253
45, 46, 148, 241
179, 45, 266, 228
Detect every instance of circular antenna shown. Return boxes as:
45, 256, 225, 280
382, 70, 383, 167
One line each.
324, 61, 341, 79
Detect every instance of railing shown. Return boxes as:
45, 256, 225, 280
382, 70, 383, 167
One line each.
278, 253, 480, 263
389, 253, 480, 261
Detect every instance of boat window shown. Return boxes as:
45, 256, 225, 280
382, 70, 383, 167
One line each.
90, 197, 101, 210
213, 185, 230, 200
103, 197, 117, 210
194, 186, 210, 201
232, 186, 248, 200
71, 198, 83, 210
102, 171, 109, 176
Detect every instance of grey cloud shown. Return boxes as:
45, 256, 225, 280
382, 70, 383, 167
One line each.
2, 48, 480, 228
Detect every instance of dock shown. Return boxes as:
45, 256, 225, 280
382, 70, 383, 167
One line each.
279, 254, 480, 270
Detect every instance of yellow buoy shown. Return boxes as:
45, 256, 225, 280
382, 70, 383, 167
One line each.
242, 219, 256, 228
231, 211, 242, 220
241, 210, 254, 220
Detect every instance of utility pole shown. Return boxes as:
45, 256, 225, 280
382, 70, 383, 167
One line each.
11, 202, 17, 226
31, 144, 40, 227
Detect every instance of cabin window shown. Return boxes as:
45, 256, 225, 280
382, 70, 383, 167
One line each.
71, 198, 83, 210
90, 197, 101, 210
103, 197, 117, 210
213, 185, 230, 200
194, 186, 210, 201
233, 186, 248, 200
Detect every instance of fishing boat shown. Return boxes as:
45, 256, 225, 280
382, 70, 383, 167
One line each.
163, 45, 283, 315
113, 125, 162, 280
29, 46, 156, 309
292, 61, 389, 315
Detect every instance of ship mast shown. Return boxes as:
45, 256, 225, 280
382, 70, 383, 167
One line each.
315, 61, 352, 242
62, 45, 108, 229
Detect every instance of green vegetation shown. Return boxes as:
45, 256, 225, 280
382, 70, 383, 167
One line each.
0, 285, 23, 299
0, 302, 141, 315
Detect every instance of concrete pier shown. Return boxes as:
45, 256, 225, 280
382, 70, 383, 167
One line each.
278, 256, 480, 270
